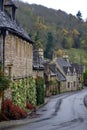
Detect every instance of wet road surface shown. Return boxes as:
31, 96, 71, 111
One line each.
3, 88, 87, 130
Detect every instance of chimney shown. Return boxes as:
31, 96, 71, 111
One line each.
0, 0, 4, 11
12, 5, 16, 20
4, 0, 17, 20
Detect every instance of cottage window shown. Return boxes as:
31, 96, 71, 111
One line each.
68, 82, 70, 88
74, 81, 75, 87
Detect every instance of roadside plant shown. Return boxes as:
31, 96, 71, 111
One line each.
36, 76, 45, 105
0, 68, 10, 92
2, 99, 27, 120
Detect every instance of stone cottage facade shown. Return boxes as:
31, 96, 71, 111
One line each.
0, 0, 34, 110
44, 62, 66, 96
44, 55, 84, 96
0, 0, 33, 79
55, 56, 84, 91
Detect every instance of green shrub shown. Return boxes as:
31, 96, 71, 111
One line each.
0, 69, 10, 92
36, 76, 45, 105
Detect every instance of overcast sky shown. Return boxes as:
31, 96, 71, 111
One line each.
21, 0, 87, 20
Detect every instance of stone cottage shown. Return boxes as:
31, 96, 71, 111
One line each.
44, 62, 66, 96
55, 55, 84, 91
0, 0, 34, 110
44, 54, 84, 96
0, 0, 33, 79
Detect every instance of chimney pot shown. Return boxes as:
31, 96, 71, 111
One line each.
0, 0, 4, 11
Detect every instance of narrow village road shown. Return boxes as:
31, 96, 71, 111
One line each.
4, 88, 87, 130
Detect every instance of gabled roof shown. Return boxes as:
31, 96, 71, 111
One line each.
50, 63, 66, 81
63, 66, 74, 75
56, 58, 84, 76
71, 63, 84, 74
56, 58, 71, 69
63, 66, 68, 74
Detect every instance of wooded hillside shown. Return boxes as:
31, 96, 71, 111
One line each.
14, 1, 87, 63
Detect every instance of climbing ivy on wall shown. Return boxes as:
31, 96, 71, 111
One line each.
11, 77, 36, 109
0, 68, 10, 92
26, 77, 36, 105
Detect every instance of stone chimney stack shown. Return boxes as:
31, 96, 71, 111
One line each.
0, 0, 4, 11
63, 51, 69, 62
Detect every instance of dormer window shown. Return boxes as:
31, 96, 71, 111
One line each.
4, 0, 17, 20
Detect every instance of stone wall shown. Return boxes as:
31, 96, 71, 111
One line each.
66, 74, 77, 91
60, 81, 66, 93
33, 70, 44, 78
4, 32, 33, 79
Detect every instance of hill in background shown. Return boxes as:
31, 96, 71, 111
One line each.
13, 1, 87, 67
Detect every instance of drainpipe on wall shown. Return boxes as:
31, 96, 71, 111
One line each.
1, 29, 6, 113
2, 29, 6, 73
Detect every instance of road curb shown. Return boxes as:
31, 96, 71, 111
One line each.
0, 118, 38, 129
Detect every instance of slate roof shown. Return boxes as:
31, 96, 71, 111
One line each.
0, 5, 33, 43
56, 58, 78, 76
4, 0, 17, 7
50, 63, 66, 81
50, 70, 56, 76
57, 69, 66, 81
71, 63, 84, 74
50, 64, 57, 74
63, 66, 68, 74
56, 58, 84, 76
56, 58, 71, 69
49, 64, 57, 77
63, 66, 74, 75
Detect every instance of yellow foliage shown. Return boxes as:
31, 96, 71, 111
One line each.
62, 29, 68, 36
35, 16, 47, 30
72, 29, 80, 36
57, 49, 63, 57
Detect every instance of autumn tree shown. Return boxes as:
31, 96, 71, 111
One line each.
62, 36, 73, 49
57, 49, 63, 57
